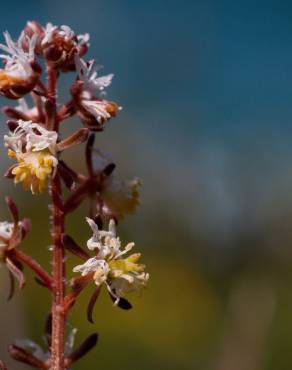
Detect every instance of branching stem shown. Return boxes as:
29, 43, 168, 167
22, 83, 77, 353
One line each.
11, 249, 53, 289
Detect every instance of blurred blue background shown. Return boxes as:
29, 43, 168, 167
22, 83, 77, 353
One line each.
0, 0, 292, 369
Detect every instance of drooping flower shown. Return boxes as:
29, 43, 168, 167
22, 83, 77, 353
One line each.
71, 56, 120, 131
4, 120, 58, 193
0, 31, 41, 98
73, 218, 149, 303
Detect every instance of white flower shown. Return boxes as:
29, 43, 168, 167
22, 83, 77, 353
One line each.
4, 120, 58, 193
73, 56, 120, 128
41, 23, 57, 45
16, 98, 36, 114
77, 33, 90, 45
75, 56, 113, 96
73, 258, 110, 285
73, 219, 149, 300
80, 98, 114, 124
110, 271, 149, 297
0, 31, 38, 89
14, 97, 39, 119
86, 217, 115, 252
4, 120, 58, 154
42, 23, 90, 48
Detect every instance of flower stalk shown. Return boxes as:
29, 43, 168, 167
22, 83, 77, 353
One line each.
0, 20, 149, 370
50, 173, 66, 370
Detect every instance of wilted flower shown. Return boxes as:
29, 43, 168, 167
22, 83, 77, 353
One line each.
4, 120, 58, 193
71, 56, 120, 130
101, 176, 141, 219
62, 137, 141, 220
73, 218, 149, 303
0, 32, 41, 99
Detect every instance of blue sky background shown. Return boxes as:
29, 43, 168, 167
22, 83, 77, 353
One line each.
0, 0, 292, 245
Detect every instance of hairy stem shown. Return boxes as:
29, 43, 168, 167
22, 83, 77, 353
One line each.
47, 65, 66, 370
50, 173, 66, 370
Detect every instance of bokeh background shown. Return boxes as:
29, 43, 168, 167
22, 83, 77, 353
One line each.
0, 0, 292, 369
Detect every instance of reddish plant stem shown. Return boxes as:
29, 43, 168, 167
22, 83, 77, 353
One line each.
11, 249, 53, 289
32, 92, 45, 122
47, 65, 66, 370
50, 174, 66, 370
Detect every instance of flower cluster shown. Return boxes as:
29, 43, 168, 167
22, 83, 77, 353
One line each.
23, 21, 89, 71
71, 56, 120, 130
4, 120, 58, 193
0, 20, 148, 369
73, 218, 149, 303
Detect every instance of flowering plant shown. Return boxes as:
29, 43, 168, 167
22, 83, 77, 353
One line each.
0, 21, 148, 370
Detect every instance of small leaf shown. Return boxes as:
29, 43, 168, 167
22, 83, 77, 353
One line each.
63, 182, 89, 214
7, 270, 15, 301
70, 273, 92, 292
6, 258, 25, 289
4, 164, 17, 179
5, 196, 19, 224
57, 128, 89, 152
6, 120, 18, 132
87, 286, 101, 323
62, 234, 89, 260
34, 277, 48, 288
20, 218, 32, 241
8, 344, 47, 369
2, 105, 30, 121
44, 313, 52, 348
65, 333, 98, 366
109, 291, 132, 310
85, 134, 95, 176
0, 360, 7, 370
44, 99, 55, 130
102, 163, 116, 177
58, 161, 76, 190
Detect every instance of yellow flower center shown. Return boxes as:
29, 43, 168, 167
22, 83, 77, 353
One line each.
0, 70, 25, 88
108, 253, 145, 276
9, 149, 56, 193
